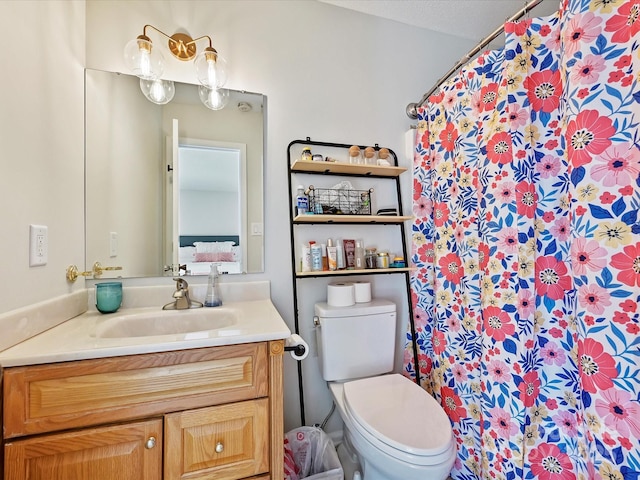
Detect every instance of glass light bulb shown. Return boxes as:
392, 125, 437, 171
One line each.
194, 50, 228, 88
199, 86, 229, 110
124, 37, 165, 80
139, 78, 175, 105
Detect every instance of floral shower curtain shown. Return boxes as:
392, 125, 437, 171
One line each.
404, 0, 640, 478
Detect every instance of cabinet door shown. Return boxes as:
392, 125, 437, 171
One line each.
165, 398, 269, 480
4, 419, 162, 480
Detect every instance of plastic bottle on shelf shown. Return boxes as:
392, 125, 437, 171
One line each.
295, 185, 308, 215
204, 264, 222, 307
355, 239, 365, 270
301, 147, 312, 162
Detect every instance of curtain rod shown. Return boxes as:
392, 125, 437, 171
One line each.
406, 0, 544, 119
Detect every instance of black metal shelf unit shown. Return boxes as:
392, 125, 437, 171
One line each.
286, 138, 419, 426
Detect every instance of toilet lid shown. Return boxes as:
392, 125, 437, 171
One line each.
343, 374, 453, 457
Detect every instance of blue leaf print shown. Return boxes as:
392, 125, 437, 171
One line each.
589, 204, 614, 219
596, 438, 613, 462
503, 304, 517, 313
633, 91, 640, 104
622, 209, 638, 225
601, 267, 614, 288
547, 429, 561, 443
544, 240, 557, 255
610, 289, 632, 298
605, 84, 624, 103
620, 466, 640, 480
543, 295, 555, 312
612, 197, 627, 217
595, 34, 608, 55
540, 54, 554, 70
613, 446, 624, 465
571, 167, 585, 186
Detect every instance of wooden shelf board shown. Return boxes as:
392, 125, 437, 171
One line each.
294, 214, 412, 224
296, 267, 412, 278
290, 160, 406, 177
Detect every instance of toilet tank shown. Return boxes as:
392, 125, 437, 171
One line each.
315, 299, 396, 381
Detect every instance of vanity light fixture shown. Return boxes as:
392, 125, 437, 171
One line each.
123, 24, 229, 109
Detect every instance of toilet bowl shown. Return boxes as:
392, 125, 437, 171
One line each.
314, 301, 456, 480
329, 375, 456, 480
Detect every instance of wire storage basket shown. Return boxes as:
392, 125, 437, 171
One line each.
307, 185, 373, 215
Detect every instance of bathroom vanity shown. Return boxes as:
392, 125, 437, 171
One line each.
0, 284, 290, 480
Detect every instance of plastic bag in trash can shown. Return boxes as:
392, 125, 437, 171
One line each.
284, 426, 344, 480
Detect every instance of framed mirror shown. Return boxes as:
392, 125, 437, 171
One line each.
85, 69, 265, 278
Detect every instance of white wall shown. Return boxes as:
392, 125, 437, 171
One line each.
1, 0, 474, 432
0, 1, 85, 309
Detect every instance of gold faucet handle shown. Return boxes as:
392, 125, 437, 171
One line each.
66, 265, 93, 282
92, 261, 123, 278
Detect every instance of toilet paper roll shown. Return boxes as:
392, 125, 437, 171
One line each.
353, 281, 372, 303
285, 334, 309, 361
327, 282, 355, 307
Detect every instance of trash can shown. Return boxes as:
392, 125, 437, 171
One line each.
284, 426, 344, 480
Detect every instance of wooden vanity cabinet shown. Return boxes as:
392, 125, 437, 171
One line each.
1, 341, 285, 480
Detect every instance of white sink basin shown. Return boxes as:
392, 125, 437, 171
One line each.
95, 308, 237, 338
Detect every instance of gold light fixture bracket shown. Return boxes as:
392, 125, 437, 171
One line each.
168, 32, 197, 61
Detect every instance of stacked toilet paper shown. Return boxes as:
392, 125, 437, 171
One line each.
327, 281, 371, 306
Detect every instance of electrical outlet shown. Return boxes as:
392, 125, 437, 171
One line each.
29, 225, 48, 266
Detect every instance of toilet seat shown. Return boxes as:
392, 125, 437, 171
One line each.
342, 374, 454, 465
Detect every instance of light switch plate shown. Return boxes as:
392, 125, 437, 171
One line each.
29, 224, 48, 266
251, 223, 263, 236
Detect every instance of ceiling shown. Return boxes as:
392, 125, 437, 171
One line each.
317, 0, 560, 43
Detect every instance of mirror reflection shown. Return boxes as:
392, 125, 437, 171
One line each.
85, 69, 265, 278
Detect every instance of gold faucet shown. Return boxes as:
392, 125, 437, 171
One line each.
163, 278, 203, 310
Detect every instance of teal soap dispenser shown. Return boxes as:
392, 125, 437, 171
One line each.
204, 263, 222, 307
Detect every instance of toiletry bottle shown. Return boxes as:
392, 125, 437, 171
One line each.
321, 243, 328, 271
295, 185, 308, 215
355, 239, 365, 269
301, 147, 312, 162
310, 243, 323, 271
336, 239, 345, 270
300, 244, 311, 272
204, 263, 222, 307
327, 239, 338, 271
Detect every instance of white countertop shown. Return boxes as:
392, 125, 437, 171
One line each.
0, 299, 291, 367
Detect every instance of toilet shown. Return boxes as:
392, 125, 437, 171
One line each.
315, 300, 456, 480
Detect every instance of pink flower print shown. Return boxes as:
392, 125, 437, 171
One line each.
524, 69, 562, 113
471, 90, 484, 116
549, 217, 571, 242
439, 252, 465, 284
445, 315, 461, 332
611, 242, 640, 287
592, 144, 640, 187
496, 180, 516, 203
553, 410, 579, 436
451, 364, 468, 382
518, 371, 541, 407
605, 0, 640, 43
507, 104, 529, 128
487, 359, 511, 382
535, 256, 572, 300
483, 306, 516, 341
578, 284, 612, 315
518, 290, 536, 318
536, 155, 562, 178
528, 443, 575, 480
413, 196, 432, 219
478, 242, 490, 270
548, 27, 562, 51
595, 387, 640, 438
496, 227, 519, 254
566, 110, 615, 168
571, 237, 607, 276
440, 386, 467, 423
578, 338, 618, 393
563, 12, 603, 57
540, 342, 567, 366
489, 407, 519, 437
570, 54, 606, 85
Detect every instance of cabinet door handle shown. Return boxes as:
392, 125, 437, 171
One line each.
145, 436, 157, 449
215, 441, 224, 453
